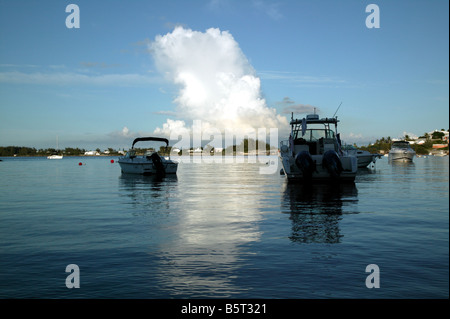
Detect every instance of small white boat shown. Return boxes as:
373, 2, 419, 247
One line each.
279, 113, 357, 182
342, 145, 382, 168
47, 154, 63, 159
118, 137, 178, 175
388, 140, 415, 162
47, 136, 63, 159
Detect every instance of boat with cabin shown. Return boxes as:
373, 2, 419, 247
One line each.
279, 113, 357, 182
118, 137, 178, 175
388, 140, 415, 162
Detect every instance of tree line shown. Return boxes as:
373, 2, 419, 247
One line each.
0, 146, 123, 157
175, 138, 274, 155
359, 130, 449, 155
0, 139, 273, 157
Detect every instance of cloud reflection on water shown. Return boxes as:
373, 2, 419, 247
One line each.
118, 162, 269, 297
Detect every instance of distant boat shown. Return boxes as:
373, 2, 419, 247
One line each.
118, 137, 178, 175
341, 145, 383, 168
434, 151, 447, 157
388, 140, 415, 162
47, 136, 63, 159
47, 154, 63, 159
279, 113, 357, 182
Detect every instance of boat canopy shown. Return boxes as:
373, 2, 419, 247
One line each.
391, 141, 411, 148
290, 117, 339, 126
131, 137, 169, 149
290, 114, 340, 140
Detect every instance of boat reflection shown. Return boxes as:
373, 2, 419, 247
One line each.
118, 173, 178, 214
390, 160, 415, 169
388, 160, 416, 187
120, 172, 178, 185
281, 182, 358, 244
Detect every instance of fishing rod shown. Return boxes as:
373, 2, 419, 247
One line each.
333, 102, 343, 118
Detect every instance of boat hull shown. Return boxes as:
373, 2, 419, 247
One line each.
280, 153, 357, 182
118, 157, 178, 175
356, 154, 382, 168
47, 155, 63, 159
388, 150, 415, 162
343, 149, 382, 168
355, 154, 374, 168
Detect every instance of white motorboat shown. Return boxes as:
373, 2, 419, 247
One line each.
341, 145, 382, 168
279, 114, 357, 182
47, 154, 63, 159
388, 140, 415, 162
118, 137, 178, 175
47, 135, 63, 159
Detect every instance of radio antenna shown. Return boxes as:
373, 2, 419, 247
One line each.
333, 102, 342, 118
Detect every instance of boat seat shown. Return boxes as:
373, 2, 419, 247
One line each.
320, 138, 337, 153
294, 144, 309, 155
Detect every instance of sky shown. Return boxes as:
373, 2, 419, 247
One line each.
0, 0, 448, 150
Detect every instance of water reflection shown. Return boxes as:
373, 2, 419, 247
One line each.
119, 172, 178, 186
389, 161, 416, 185
281, 182, 358, 244
420, 156, 449, 185
390, 160, 415, 170
118, 163, 267, 297
118, 173, 178, 215
153, 163, 267, 297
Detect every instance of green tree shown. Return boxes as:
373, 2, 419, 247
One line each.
432, 131, 444, 139
411, 144, 429, 155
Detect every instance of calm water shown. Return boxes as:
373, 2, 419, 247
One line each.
0, 155, 448, 299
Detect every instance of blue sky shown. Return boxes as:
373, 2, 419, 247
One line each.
0, 0, 448, 150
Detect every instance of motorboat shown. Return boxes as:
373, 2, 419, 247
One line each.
118, 137, 178, 175
47, 136, 63, 159
47, 154, 63, 159
388, 140, 415, 162
341, 145, 382, 168
279, 113, 357, 182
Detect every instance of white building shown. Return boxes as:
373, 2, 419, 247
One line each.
84, 150, 100, 156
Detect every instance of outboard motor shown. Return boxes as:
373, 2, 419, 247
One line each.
322, 150, 343, 179
295, 151, 316, 180
150, 152, 166, 177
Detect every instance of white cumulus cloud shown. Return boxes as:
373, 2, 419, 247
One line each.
149, 26, 288, 138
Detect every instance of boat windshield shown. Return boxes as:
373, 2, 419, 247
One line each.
125, 150, 136, 157
294, 129, 335, 141
392, 141, 410, 149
